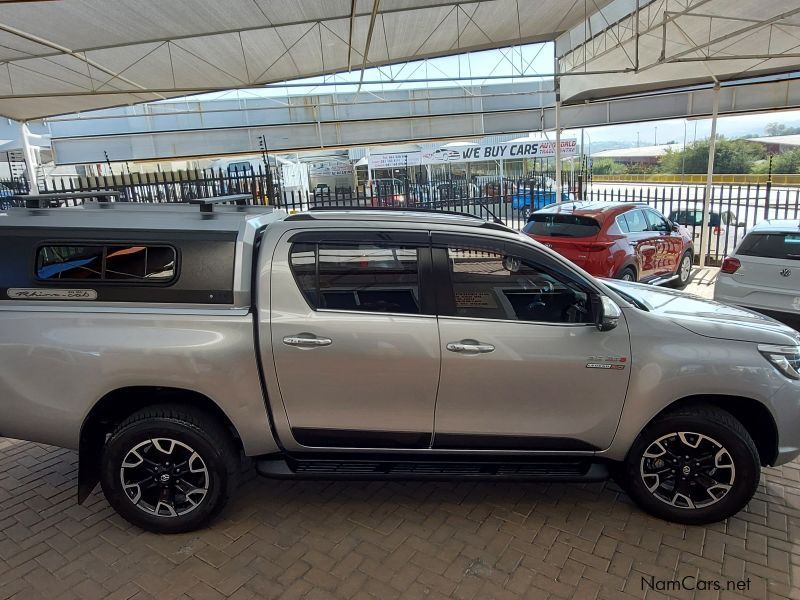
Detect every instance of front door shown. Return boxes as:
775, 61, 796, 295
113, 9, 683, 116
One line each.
431, 234, 631, 451
644, 208, 680, 276
621, 208, 660, 280
269, 229, 440, 449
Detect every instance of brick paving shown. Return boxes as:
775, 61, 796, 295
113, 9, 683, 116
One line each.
2, 266, 799, 600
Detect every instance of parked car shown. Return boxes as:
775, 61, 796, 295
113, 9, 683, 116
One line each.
714, 219, 800, 331
511, 177, 573, 218
1, 201, 798, 532
0, 181, 22, 210
523, 202, 694, 287
669, 209, 744, 257
368, 178, 406, 207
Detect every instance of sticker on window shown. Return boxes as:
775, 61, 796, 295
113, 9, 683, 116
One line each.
455, 290, 497, 308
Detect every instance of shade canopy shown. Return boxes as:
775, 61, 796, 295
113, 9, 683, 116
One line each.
0, 0, 608, 120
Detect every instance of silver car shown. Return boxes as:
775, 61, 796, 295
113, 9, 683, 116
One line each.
714, 219, 800, 331
1, 201, 799, 533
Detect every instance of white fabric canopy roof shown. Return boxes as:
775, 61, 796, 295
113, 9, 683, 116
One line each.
0, 0, 608, 120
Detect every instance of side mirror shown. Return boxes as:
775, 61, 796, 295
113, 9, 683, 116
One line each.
671, 221, 680, 232
593, 295, 622, 332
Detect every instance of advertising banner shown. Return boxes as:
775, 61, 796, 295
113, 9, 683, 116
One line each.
309, 162, 354, 177
368, 153, 423, 169
422, 139, 577, 164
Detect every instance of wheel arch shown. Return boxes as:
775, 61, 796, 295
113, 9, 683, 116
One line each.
78, 386, 242, 504
644, 394, 778, 467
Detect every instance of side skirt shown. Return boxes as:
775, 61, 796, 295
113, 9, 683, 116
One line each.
255, 454, 610, 482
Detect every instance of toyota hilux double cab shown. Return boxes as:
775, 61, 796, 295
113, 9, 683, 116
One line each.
1, 198, 799, 533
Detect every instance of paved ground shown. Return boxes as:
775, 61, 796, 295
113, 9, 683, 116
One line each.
2, 266, 799, 600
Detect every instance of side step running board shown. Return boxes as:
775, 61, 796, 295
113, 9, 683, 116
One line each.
649, 274, 678, 286
255, 456, 609, 482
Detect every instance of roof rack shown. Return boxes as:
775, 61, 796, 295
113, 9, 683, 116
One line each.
11, 190, 120, 209
187, 194, 251, 213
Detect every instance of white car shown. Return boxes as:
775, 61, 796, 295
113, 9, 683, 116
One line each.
714, 219, 800, 330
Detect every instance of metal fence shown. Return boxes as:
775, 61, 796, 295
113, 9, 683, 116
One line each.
586, 181, 800, 264
8, 167, 800, 266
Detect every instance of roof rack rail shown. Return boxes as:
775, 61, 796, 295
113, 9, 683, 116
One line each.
304, 206, 487, 220
187, 194, 251, 213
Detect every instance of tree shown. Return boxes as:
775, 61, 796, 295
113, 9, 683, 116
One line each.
765, 122, 800, 136
658, 138, 765, 174
750, 148, 800, 174
591, 158, 627, 175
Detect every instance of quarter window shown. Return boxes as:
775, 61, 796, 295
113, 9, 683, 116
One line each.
36, 244, 176, 281
443, 245, 592, 324
290, 242, 421, 314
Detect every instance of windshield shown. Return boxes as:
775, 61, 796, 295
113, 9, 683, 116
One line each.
523, 214, 601, 238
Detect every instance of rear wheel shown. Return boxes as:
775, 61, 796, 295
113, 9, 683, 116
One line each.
100, 405, 238, 533
624, 405, 760, 524
521, 206, 532, 220
617, 266, 637, 282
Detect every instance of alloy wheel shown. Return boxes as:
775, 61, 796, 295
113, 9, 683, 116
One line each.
119, 438, 209, 518
640, 431, 735, 509
680, 255, 692, 282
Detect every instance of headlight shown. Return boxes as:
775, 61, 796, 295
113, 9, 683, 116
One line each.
759, 344, 800, 380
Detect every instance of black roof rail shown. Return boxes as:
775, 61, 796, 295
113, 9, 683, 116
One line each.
187, 194, 251, 213
305, 206, 487, 220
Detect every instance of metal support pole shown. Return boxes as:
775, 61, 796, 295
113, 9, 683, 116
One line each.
19, 122, 39, 195
555, 96, 562, 199
698, 83, 720, 268
499, 158, 505, 199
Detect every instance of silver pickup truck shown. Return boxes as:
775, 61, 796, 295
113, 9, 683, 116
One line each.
2, 201, 799, 533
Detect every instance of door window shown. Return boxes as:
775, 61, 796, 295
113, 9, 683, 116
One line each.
290, 242, 421, 314
442, 245, 592, 324
644, 210, 671, 233
622, 209, 649, 233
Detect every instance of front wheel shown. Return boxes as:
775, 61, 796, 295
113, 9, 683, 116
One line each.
623, 405, 760, 524
100, 405, 239, 533
670, 251, 693, 289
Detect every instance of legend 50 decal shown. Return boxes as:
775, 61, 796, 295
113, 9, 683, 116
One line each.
586, 356, 627, 370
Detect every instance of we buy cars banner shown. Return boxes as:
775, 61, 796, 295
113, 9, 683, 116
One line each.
422, 139, 578, 164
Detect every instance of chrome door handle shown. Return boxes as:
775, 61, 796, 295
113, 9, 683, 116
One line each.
446, 341, 495, 354
283, 335, 332, 347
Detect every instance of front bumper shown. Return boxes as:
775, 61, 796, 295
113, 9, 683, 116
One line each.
770, 380, 800, 466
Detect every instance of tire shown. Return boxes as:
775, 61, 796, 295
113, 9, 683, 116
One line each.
670, 251, 693, 289
521, 206, 531, 220
100, 405, 239, 533
617, 266, 637, 282
623, 404, 760, 525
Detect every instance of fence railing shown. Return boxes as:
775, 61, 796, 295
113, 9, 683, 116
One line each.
592, 173, 800, 185
7, 167, 799, 266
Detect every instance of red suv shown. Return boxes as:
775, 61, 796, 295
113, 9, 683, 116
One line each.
522, 202, 694, 287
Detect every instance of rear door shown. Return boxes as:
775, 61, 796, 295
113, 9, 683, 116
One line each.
269, 229, 441, 449
730, 231, 800, 311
